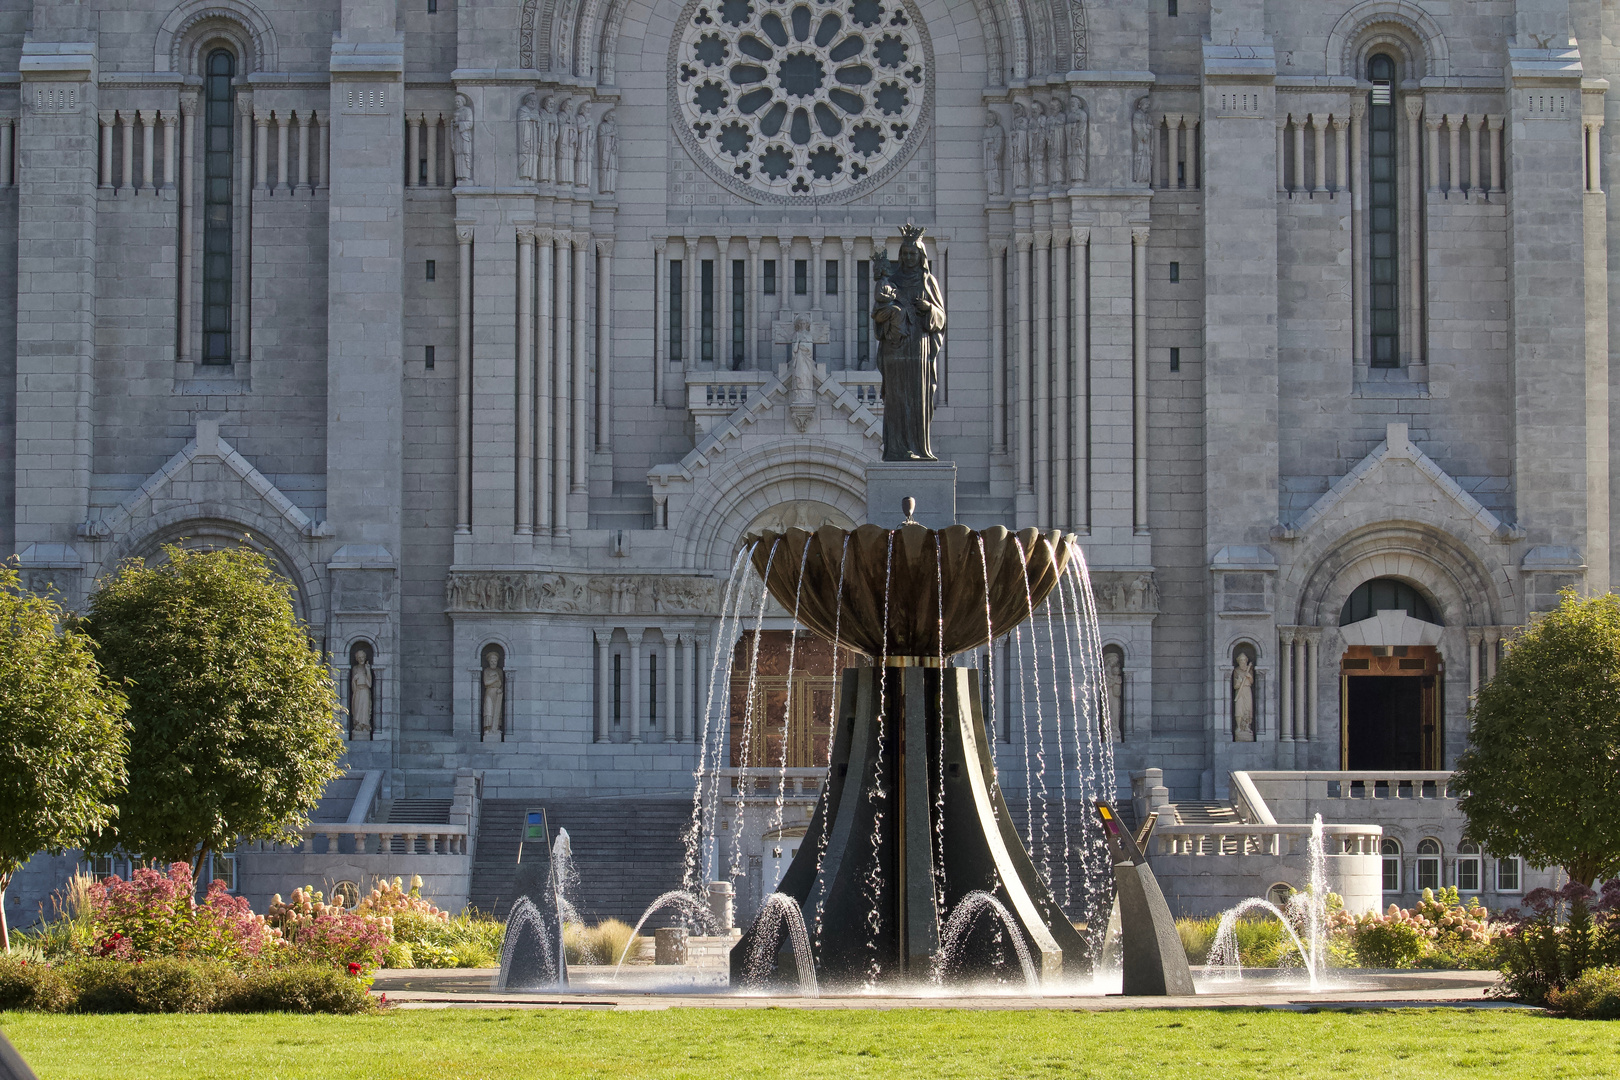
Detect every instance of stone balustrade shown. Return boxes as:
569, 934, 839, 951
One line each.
719, 767, 826, 798
245, 823, 469, 857
1152, 822, 1382, 858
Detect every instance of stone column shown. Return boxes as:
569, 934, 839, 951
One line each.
1485, 629, 1500, 683
425, 113, 438, 186
254, 111, 269, 190
572, 233, 588, 493
1277, 629, 1293, 742
0, 117, 14, 186
1488, 115, 1503, 191
1070, 227, 1088, 532
515, 227, 535, 536
1015, 233, 1033, 497
1587, 118, 1603, 191
1467, 627, 1482, 707
1311, 114, 1326, 193
596, 630, 613, 742
810, 234, 824, 312
652, 237, 666, 398
1447, 114, 1461, 193
119, 110, 133, 189
179, 94, 196, 359
596, 237, 613, 450
685, 233, 699, 369
1131, 226, 1149, 534
536, 229, 554, 537
842, 236, 855, 368
673, 635, 687, 742
297, 111, 312, 190
714, 234, 730, 369
747, 237, 762, 367
1168, 115, 1181, 188
319, 113, 330, 189
407, 111, 420, 187
276, 111, 289, 191
1292, 113, 1304, 194
1275, 115, 1286, 191
991, 239, 1008, 452
629, 630, 644, 744
1053, 227, 1070, 529
1034, 229, 1051, 527
1293, 627, 1308, 740
1304, 629, 1320, 742
98, 111, 113, 186
141, 111, 155, 189
1332, 114, 1349, 194
554, 235, 572, 537
1424, 114, 1442, 192
1467, 115, 1481, 195
455, 221, 473, 533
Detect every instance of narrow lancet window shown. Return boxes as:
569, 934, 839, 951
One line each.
1367, 53, 1399, 368
202, 49, 236, 365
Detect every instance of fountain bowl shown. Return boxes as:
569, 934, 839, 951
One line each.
745, 523, 1075, 660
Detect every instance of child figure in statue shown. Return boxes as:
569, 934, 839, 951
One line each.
871, 225, 946, 461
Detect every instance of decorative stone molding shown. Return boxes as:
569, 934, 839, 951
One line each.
445, 572, 724, 616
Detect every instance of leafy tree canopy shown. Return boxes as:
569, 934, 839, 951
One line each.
82, 545, 344, 870
0, 566, 129, 950
1456, 590, 1620, 887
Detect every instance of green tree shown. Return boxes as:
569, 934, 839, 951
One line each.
0, 567, 129, 951
1456, 590, 1620, 888
82, 545, 344, 873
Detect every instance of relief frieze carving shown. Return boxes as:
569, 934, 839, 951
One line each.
445, 572, 724, 616
1088, 571, 1159, 615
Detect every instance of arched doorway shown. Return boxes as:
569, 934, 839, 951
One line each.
1337, 578, 1444, 769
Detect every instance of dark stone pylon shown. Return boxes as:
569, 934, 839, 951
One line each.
731, 663, 1090, 989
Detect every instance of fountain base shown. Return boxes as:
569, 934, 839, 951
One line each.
732, 665, 1089, 989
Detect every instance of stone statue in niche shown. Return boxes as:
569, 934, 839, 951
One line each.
1011, 103, 1031, 190
517, 92, 539, 182
1132, 96, 1153, 184
1045, 99, 1066, 187
452, 93, 474, 183
1029, 100, 1048, 187
598, 110, 618, 193
982, 112, 1005, 197
480, 646, 505, 740
577, 101, 595, 189
1066, 94, 1088, 182
349, 642, 374, 740
539, 97, 558, 183
1231, 650, 1256, 742
871, 225, 946, 462
558, 102, 578, 186
1103, 648, 1124, 739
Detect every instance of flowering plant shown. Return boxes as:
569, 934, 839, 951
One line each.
85, 863, 277, 964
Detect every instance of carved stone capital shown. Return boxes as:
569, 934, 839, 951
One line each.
1015, 232, 1033, 252
1404, 97, 1426, 121
515, 226, 536, 245
1349, 99, 1367, 121
179, 92, 198, 117
1131, 225, 1150, 246
455, 224, 475, 245
596, 237, 615, 257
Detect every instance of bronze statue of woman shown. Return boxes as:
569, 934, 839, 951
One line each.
871, 225, 946, 461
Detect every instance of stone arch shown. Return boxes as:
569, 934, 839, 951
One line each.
1288, 523, 1507, 631
1324, 0, 1448, 80
156, 0, 280, 76
674, 443, 869, 571
95, 504, 326, 630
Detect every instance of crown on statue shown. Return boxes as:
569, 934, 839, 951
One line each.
899, 223, 927, 247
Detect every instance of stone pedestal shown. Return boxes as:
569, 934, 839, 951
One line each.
865, 461, 956, 528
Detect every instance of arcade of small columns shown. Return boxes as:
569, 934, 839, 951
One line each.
1152, 113, 1202, 190
1274, 106, 1507, 196
647, 231, 950, 385
592, 626, 711, 744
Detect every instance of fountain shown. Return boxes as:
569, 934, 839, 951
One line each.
495, 817, 572, 991
1206, 814, 1330, 990
725, 518, 1095, 989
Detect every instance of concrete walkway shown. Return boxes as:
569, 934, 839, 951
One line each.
371, 967, 1527, 1012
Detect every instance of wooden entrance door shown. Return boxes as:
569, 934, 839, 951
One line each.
728, 631, 849, 769
1339, 645, 1442, 769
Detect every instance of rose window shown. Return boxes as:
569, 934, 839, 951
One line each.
671, 0, 932, 202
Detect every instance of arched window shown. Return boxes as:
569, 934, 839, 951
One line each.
1457, 841, 1481, 893
1340, 577, 1439, 625
1366, 52, 1399, 368
202, 49, 236, 365
1416, 837, 1442, 891
1381, 838, 1402, 892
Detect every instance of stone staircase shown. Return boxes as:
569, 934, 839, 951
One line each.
386, 799, 453, 825
1164, 800, 1242, 854
469, 798, 691, 925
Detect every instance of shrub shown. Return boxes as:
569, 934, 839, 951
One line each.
381, 941, 415, 969
0, 956, 75, 1012
85, 863, 277, 963
390, 909, 503, 968
72, 958, 228, 1014
289, 911, 389, 972
563, 919, 638, 966
1546, 965, 1620, 1020
1347, 909, 1428, 969
220, 964, 378, 1015
1495, 881, 1620, 1004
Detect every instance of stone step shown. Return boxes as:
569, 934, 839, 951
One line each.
1166, 800, 1240, 826
387, 798, 453, 825
469, 798, 691, 926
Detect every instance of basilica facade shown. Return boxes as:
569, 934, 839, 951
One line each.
0, 0, 1607, 914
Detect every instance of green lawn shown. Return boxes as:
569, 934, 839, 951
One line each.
3, 1007, 1614, 1080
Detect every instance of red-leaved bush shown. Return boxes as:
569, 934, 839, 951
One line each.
87, 863, 277, 964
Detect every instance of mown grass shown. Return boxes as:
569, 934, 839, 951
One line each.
4, 1006, 1615, 1080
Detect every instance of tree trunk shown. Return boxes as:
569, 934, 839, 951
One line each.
0, 873, 10, 953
